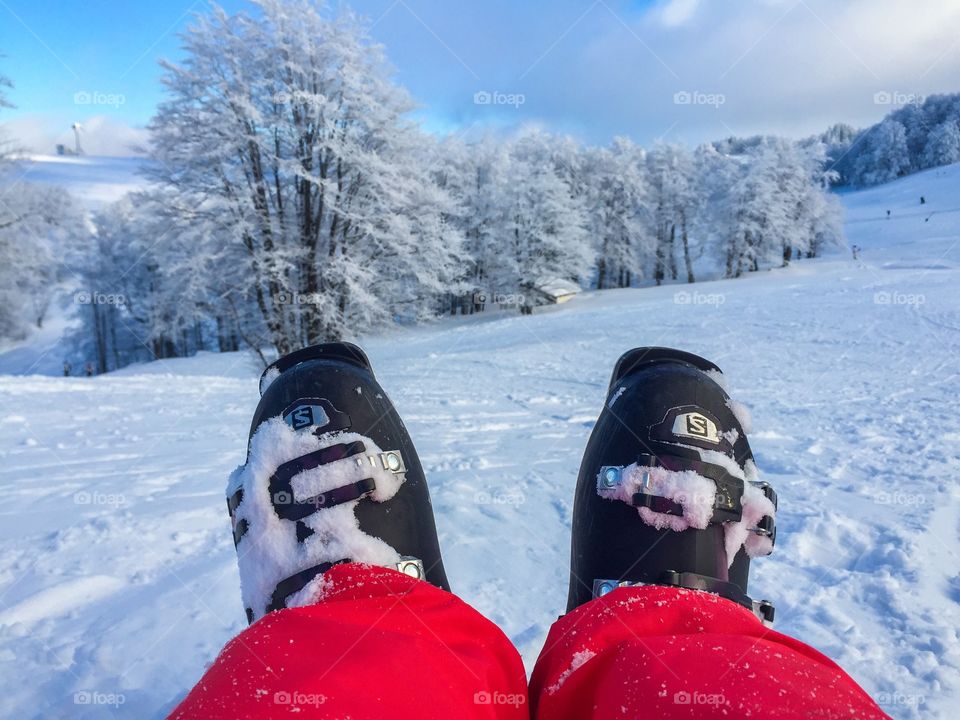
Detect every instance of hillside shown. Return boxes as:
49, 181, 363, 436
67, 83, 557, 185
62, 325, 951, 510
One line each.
0, 164, 958, 719
9, 154, 149, 210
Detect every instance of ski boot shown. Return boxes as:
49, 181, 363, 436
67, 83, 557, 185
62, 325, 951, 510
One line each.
567, 347, 777, 624
227, 342, 449, 623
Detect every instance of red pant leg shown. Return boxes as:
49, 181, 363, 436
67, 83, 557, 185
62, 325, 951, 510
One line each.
168, 564, 528, 720
530, 586, 890, 719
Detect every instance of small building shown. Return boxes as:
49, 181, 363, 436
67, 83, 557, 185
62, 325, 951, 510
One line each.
521, 277, 581, 314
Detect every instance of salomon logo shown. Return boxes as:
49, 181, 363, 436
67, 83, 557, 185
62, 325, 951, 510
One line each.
280, 397, 353, 435
283, 402, 331, 431
649, 406, 730, 452
671, 411, 721, 444
291, 406, 314, 430
686, 413, 709, 437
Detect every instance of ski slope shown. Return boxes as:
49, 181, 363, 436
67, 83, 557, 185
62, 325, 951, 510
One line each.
1, 164, 959, 719
0, 155, 151, 376
7, 154, 149, 210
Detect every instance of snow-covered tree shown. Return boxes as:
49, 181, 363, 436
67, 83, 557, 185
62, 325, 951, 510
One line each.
0, 66, 65, 341
0, 180, 82, 340
582, 138, 652, 289
692, 143, 734, 275
77, 196, 198, 370
850, 119, 911, 187
702, 138, 841, 277
647, 143, 699, 284
922, 119, 960, 168
795, 142, 843, 260
429, 134, 512, 313
503, 130, 592, 293
23, 0, 850, 369
147, 0, 462, 354
826, 93, 960, 187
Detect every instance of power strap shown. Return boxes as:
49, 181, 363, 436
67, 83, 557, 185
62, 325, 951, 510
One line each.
269, 441, 370, 521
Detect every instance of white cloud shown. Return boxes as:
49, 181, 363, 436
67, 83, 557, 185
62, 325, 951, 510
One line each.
511, 0, 960, 144
659, 0, 701, 27
0, 114, 149, 157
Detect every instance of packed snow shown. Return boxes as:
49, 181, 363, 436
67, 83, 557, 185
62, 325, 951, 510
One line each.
230, 419, 407, 621
596, 456, 776, 564
598, 461, 720, 531
1, 163, 959, 719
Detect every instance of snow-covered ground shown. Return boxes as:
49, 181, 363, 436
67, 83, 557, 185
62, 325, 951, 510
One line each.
1, 164, 959, 719
6, 154, 149, 210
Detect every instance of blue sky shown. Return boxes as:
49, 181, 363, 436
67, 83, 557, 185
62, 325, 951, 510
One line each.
2, 0, 960, 154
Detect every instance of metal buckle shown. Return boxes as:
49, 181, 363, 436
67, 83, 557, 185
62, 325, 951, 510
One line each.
747, 481, 777, 546
753, 599, 775, 627
358, 450, 406, 475
750, 515, 775, 537
593, 578, 642, 598
598, 464, 656, 493
395, 556, 424, 579
599, 465, 625, 488
751, 480, 778, 510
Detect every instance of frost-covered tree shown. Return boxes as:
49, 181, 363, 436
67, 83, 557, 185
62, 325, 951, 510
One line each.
583, 138, 651, 289
703, 138, 841, 277
73, 190, 276, 371
824, 93, 960, 187
503, 130, 592, 293
377, 131, 468, 323
147, 0, 462, 354
75, 198, 148, 371
819, 123, 857, 158
851, 119, 911, 187
720, 149, 770, 277
795, 142, 843, 260
692, 143, 736, 275
29, 0, 851, 369
75, 196, 209, 370
802, 173, 843, 260
764, 139, 814, 265
647, 143, 699, 285
922, 120, 960, 168
0, 66, 68, 340
0, 180, 82, 340
430, 135, 512, 313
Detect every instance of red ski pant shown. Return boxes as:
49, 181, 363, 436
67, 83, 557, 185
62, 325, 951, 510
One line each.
169, 564, 890, 719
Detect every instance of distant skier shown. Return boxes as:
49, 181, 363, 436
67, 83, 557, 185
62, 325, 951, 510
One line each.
63, 361, 72, 377
920, 195, 926, 205
852, 244, 860, 260
84, 362, 95, 377
169, 344, 892, 720
886, 209, 891, 219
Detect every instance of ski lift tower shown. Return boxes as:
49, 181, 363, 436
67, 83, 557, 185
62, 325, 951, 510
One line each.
71, 122, 84, 155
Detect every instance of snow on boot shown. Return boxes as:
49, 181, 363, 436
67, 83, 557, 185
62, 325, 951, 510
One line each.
227, 342, 449, 623
567, 347, 777, 624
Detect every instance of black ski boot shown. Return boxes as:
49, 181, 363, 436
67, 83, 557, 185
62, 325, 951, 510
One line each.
227, 342, 449, 623
567, 347, 777, 624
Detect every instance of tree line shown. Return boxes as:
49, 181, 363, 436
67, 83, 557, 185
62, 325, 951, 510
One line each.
1, 0, 845, 372
817, 93, 960, 188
